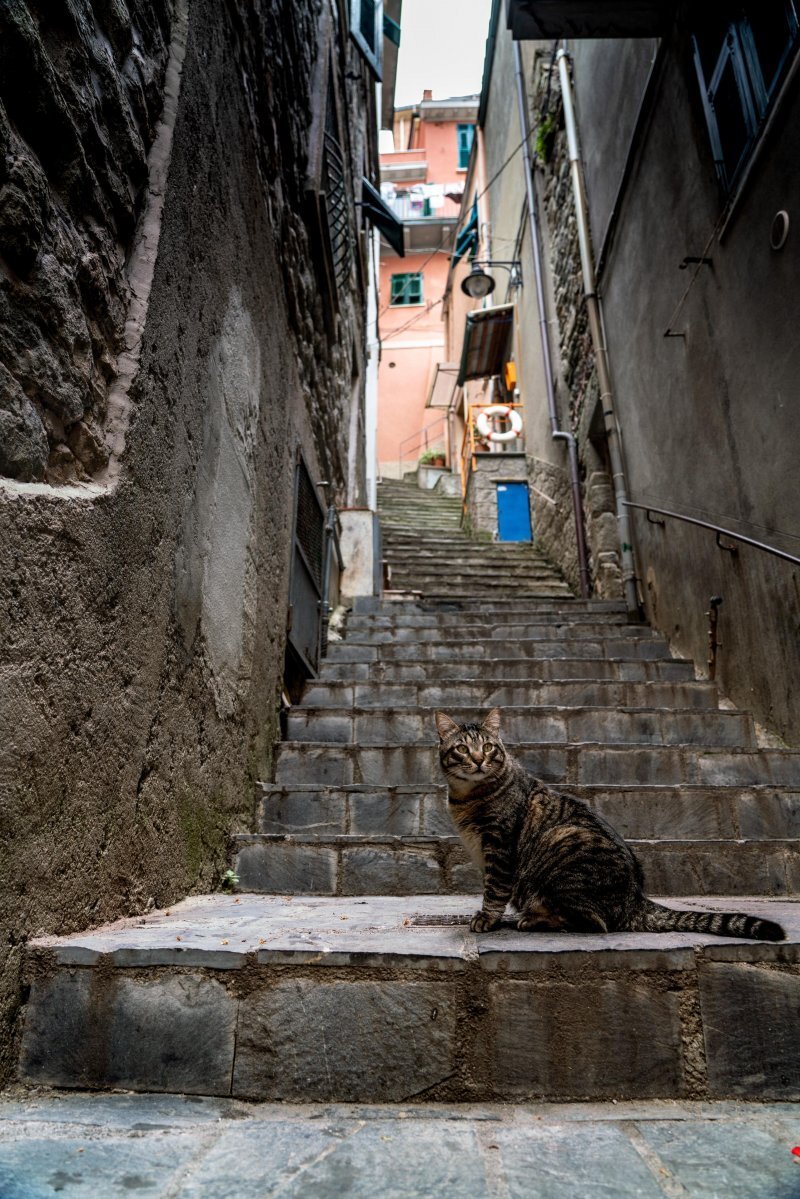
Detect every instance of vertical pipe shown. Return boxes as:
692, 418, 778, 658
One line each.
557, 48, 639, 617
513, 40, 590, 598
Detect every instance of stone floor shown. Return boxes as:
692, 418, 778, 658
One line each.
1, 1089, 799, 1197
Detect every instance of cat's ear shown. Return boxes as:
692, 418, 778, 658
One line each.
482, 707, 501, 736
435, 710, 460, 739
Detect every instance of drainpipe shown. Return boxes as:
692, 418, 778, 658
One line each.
556, 47, 640, 617
512, 40, 590, 600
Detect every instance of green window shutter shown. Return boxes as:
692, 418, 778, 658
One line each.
390, 272, 423, 305
457, 123, 475, 169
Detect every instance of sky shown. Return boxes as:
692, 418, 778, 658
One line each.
393, 0, 493, 107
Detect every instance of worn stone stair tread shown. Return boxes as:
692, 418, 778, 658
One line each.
24, 892, 800, 967
273, 741, 800, 787
21, 893, 800, 1099
231, 834, 800, 897
298, 680, 718, 709
321, 658, 698, 683
285, 705, 755, 748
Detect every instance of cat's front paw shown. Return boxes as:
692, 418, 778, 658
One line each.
470, 910, 499, 933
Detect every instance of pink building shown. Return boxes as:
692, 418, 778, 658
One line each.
377, 92, 478, 477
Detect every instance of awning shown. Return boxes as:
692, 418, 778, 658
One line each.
457, 304, 514, 386
426, 362, 460, 409
506, 0, 672, 39
361, 178, 405, 257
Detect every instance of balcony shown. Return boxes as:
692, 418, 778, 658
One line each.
380, 188, 463, 223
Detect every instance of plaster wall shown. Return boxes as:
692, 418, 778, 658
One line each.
413, 118, 468, 181
571, 29, 800, 742
0, 0, 372, 1081
378, 249, 448, 474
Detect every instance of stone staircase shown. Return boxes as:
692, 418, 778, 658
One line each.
378, 477, 572, 597
17, 481, 800, 1104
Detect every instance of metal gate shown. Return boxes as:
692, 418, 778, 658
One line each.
286, 454, 326, 684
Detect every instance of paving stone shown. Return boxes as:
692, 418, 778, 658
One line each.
235, 842, 338, 894
232, 980, 456, 1101
0, 1134, 196, 1199
349, 792, 423, 835
489, 977, 685, 1099
19, 971, 236, 1094
496, 1122, 666, 1199
341, 847, 443, 894
259, 791, 347, 834
172, 1121, 347, 1198
699, 963, 800, 1098
636, 1118, 800, 1198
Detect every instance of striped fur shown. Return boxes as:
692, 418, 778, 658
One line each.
435, 708, 785, 942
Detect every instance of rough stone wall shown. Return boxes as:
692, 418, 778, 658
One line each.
0, 0, 174, 483
530, 53, 622, 599
0, 0, 371, 1083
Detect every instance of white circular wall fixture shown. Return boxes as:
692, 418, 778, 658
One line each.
770, 210, 790, 251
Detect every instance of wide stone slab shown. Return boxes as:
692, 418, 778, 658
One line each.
21, 896, 800, 1101
233, 979, 456, 1101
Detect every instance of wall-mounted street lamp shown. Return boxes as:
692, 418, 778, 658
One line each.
461, 260, 523, 299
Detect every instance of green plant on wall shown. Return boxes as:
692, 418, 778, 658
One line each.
535, 114, 556, 163
419, 448, 445, 465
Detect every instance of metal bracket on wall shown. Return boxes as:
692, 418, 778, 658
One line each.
707, 595, 723, 681
679, 256, 713, 270
645, 509, 666, 527
715, 530, 739, 555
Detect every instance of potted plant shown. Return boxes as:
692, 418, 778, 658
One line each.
420, 448, 446, 468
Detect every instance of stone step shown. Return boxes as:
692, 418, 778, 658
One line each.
387, 568, 569, 584
351, 597, 628, 615
326, 637, 674, 663
20, 893, 800, 1101
341, 623, 655, 645
320, 656, 697, 683
285, 706, 754, 748
256, 782, 800, 841
231, 833, 800, 898
347, 611, 632, 628
273, 741, 800, 787
299, 679, 718, 711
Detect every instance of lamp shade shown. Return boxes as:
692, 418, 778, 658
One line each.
461, 265, 496, 299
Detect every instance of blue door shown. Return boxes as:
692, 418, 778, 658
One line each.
497, 482, 532, 542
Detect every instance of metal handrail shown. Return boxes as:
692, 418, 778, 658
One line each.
397, 415, 447, 475
624, 501, 800, 567
320, 502, 345, 658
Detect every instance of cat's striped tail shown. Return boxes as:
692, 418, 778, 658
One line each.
633, 899, 785, 941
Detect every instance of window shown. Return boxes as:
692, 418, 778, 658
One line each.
350, 0, 383, 80
390, 272, 423, 305
457, 124, 475, 170
693, 2, 799, 193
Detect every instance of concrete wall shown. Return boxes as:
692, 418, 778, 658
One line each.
570, 26, 800, 742
0, 0, 374, 1081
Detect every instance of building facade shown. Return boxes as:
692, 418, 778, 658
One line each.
377, 92, 478, 478
451, 0, 800, 742
0, 0, 396, 1080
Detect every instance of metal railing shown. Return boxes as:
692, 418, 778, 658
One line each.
320, 500, 345, 659
397, 415, 448, 477
623, 501, 800, 567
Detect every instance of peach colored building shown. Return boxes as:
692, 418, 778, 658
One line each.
377, 92, 478, 478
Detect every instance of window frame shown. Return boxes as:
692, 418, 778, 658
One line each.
692, 3, 799, 194
456, 123, 475, 171
390, 272, 424, 306
350, 0, 383, 81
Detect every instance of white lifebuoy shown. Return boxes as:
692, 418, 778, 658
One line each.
475, 405, 523, 442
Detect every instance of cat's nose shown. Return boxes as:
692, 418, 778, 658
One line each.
469, 750, 484, 766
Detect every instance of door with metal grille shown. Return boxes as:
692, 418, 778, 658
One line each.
285, 455, 326, 693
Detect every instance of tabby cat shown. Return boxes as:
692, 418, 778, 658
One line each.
435, 707, 784, 941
